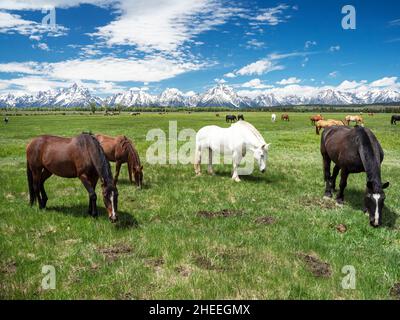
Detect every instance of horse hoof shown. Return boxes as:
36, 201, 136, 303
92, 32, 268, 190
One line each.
233, 177, 241, 183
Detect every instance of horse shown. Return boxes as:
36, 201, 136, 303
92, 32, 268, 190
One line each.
320, 126, 389, 227
4, 117, 9, 124
130, 112, 140, 116
95, 134, 143, 188
310, 114, 324, 125
194, 121, 270, 182
281, 114, 289, 121
345, 115, 364, 126
237, 114, 244, 121
271, 114, 277, 123
26, 133, 118, 222
216, 113, 220, 117
226, 115, 237, 123
391, 115, 400, 125
315, 119, 345, 135
368, 113, 374, 117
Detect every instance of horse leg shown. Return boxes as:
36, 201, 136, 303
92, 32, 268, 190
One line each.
322, 155, 332, 198
207, 148, 214, 175
336, 170, 349, 205
31, 168, 43, 208
39, 169, 52, 209
231, 152, 242, 183
114, 161, 122, 186
331, 165, 340, 192
194, 146, 202, 176
79, 174, 98, 217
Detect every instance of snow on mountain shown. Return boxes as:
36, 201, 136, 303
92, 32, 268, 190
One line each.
197, 84, 247, 108
0, 83, 399, 108
158, 88, 187, 107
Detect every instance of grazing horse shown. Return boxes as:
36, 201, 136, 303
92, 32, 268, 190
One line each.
368, 113, 374, 117
391, 115, 400, 125
96, 134, 143, 188
4, 117, 9, 124
226, 115, 237, 123
310, 114, 324, 125
26, 133, 118, 222
216, 113, 220, 117
321, 126, 389, 227
315, 119, 345, 135
194, 121, 270, 182
281, 114, 289, 121
345, 115, 364, 126
271, 114, 277, 122
237, 114, 245, 121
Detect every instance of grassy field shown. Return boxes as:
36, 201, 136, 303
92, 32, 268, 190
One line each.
0, 112, 399, 300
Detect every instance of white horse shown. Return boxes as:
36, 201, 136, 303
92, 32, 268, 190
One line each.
194, 121, 270, 182
271, 114, 277, 122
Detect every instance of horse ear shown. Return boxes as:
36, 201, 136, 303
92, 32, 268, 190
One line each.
366, 181, 373, 190
382, 182, 390, 189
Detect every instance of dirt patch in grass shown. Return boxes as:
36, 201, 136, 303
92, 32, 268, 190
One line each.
197, 209, 243, 218
390, 283, 400, 299
98, 243, 133, 262
145, 257, 164, 268
193, 255, 222, 271
0, 260, 17, 274
336, 224, 347, 233
301, 196, 338, 210
297, 253, 332, 278
255, 216, 277, 225
175, 265, 192, 277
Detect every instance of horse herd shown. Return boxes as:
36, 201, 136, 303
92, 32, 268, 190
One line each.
25, 113, 393, 227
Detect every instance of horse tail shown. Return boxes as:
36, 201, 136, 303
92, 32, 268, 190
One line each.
27, 162, 35, 205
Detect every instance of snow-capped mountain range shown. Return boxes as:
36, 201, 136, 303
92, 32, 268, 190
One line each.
1, 83, 399, 108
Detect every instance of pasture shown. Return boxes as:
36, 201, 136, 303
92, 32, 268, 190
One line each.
0, 112, 399, 299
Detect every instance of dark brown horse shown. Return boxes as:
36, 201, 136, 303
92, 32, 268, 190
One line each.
26, 133, 118, 222
281, 114, 289, 121
321, 126, 389, 227
96, 134, 143, 188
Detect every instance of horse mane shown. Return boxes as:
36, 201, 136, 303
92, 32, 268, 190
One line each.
233, 121, 266, 146
355, 127, 382, 191
78, 133, 114, 187
120, 136, 141, 169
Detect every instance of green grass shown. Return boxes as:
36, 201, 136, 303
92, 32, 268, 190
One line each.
0, 112, 399, 300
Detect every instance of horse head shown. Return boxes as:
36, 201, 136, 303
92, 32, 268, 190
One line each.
364, 181, 389, 227
254, 144, 270, 173
102, 184, 118, 223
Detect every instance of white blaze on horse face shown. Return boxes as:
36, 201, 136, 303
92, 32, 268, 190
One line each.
372, 194, 380, 226
110, 192, 116, 219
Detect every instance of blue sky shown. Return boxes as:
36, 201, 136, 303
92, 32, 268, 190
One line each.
0, 0, 399, 97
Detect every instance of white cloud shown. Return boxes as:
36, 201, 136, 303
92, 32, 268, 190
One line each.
246, 39, 265, 48
251, 4, 290, 26
305, 40, 317, 49
90, 0, 240, 54
0, 56, 205, 83
370, 76, 398, 87
329, 45, 340, 52
224, 72, 236, 78
36, 43, 50, 51
241, 78, 272, 89
329, 71, 339, 78
276, 77, 301, 85
214, 78, 226, 84
0, 10, 68, 37
236, 59, 284, 76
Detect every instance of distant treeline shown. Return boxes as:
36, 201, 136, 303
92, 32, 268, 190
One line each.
1, 104, 400, 113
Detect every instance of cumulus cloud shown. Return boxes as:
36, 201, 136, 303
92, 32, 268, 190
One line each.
305, 40, 317, 49
236, 59, 284, 76
241, 78, 272, 89
370, 76, 398, 87
250, 4, 291, 26
276, 77, 301, 85
224, 72, 236, 78
329, 45, 341, 52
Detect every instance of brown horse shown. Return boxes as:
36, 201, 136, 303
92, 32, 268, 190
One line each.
26, 133, 118, 222
345, 115, 364, 126
315, 119, 345, 135
281, 114, 289, 121
95, 134, 143, 188
321, 126, 389, 227
310, 114, 324, 125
